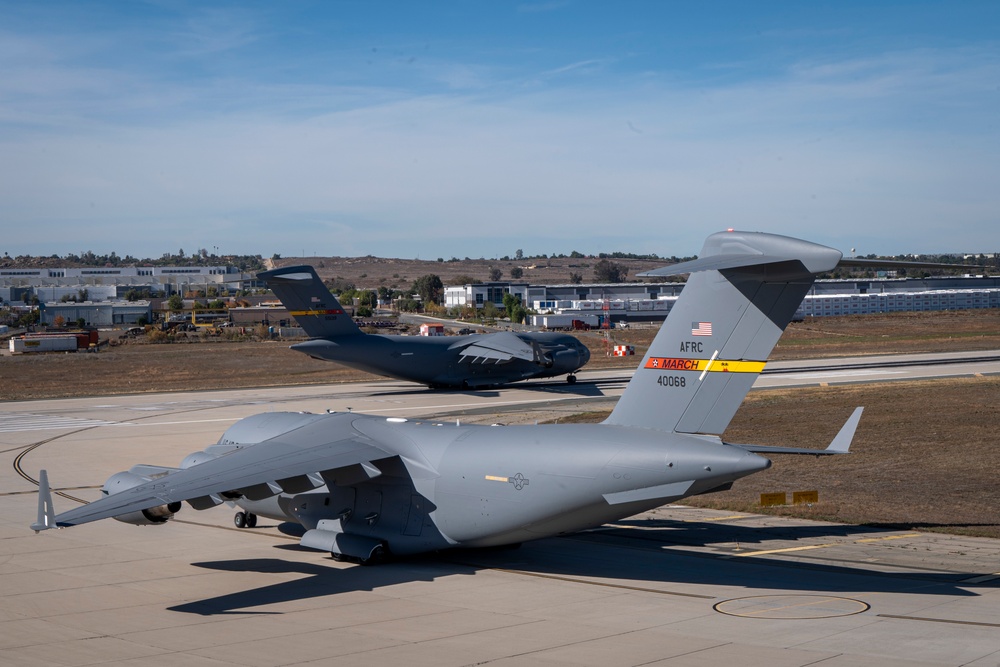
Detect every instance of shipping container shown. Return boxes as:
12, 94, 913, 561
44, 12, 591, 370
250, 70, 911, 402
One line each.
10, 336, 78, 354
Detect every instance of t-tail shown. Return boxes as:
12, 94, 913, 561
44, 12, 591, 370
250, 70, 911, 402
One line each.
605, 230, 842, 434
257, 265, 362, 339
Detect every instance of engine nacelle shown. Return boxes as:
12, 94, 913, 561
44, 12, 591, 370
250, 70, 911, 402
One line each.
102, 471, 181, 525
179, 450, 217, 469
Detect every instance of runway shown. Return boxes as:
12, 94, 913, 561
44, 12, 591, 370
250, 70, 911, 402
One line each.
2, 352, 999, 665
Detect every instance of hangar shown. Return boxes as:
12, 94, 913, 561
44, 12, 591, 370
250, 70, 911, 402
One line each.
37, 301, 152, 327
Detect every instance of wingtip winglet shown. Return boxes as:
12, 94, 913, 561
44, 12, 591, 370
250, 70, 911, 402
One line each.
826, 407, 864, 454
30, 469, 56, 533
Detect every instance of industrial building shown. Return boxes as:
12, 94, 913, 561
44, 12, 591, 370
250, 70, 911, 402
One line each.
446, 275, 1000, 327
37, 301, 152, 327
1, 264, 255, 328
0, 265, 250, 300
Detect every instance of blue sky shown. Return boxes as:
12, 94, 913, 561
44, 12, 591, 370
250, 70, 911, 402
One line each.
1, 1, 998, 260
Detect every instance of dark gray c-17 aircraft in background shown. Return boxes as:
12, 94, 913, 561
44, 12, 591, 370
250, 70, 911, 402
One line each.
257, 265, 590, 388
33, 230, 869, 565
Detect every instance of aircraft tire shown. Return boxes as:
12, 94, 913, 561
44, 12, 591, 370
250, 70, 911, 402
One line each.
245, 513, 257, 528
567, 375, 577, 385
233, 511, 247, 529
359, 544, 387, 566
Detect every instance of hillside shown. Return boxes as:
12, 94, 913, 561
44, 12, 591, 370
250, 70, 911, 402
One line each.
272, 254, 677, 290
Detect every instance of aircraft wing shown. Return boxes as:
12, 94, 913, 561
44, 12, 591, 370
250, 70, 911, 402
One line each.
450, 331, 535, 364
46, 426, 392, 528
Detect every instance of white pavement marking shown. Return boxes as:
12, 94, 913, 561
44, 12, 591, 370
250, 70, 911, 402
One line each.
0, 413, 122, 433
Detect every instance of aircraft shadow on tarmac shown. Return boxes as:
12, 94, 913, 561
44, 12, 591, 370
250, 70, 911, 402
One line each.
361, 377, 627, 401
169, 520, 984, 615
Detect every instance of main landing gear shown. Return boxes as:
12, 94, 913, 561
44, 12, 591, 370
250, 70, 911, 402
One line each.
233, 511, 257, 529
567, 374, 577, 385
331, 543, 388, 566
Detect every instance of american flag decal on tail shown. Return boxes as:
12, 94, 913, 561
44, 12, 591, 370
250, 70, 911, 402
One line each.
691, 321, 712, 336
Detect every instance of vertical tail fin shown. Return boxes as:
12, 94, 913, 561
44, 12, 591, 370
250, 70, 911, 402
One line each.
257, 265, 362, 339
605, 231, 842, 434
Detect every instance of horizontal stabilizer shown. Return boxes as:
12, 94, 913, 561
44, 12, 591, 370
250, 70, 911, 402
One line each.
640, 254, 788, 277
735, 407, 863, 456
640, 232, 842, 277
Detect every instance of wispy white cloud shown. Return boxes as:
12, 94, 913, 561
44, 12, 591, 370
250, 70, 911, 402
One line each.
170, 7, 261, 57
0, 11, 998, 258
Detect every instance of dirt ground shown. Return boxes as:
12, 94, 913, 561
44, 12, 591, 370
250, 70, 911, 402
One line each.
561, 377, 1000, 539
3, 309, 999, 538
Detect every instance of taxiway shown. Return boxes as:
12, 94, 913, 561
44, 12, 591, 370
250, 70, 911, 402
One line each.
2, 352, 999, 665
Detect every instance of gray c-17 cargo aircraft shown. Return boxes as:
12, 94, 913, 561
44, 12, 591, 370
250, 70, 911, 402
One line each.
32, 230, 864, 565
257, 265, 590, 388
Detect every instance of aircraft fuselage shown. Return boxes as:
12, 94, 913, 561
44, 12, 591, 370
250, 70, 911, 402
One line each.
290, 331, 589, 387
237, 412, 770, 555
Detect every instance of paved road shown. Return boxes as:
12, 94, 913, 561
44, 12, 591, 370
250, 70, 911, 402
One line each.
2, 352, 999, 665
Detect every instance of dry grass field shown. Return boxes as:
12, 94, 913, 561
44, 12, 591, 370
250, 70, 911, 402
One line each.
4, 309, 999, 538
560, 376, 1000, 539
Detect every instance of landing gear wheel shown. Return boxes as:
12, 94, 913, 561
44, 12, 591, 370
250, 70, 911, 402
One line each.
245, 512, 257, 528
359, 544, 387, 566
233, 511, 247, 529
331, 553, 346, 562
567, 375, 577, 385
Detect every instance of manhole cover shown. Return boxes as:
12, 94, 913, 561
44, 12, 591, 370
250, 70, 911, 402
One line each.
714, 595, 869, 619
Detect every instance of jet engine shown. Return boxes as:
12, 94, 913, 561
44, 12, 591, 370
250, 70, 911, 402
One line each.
179, 449, 218, 469
102, 471, 181, 526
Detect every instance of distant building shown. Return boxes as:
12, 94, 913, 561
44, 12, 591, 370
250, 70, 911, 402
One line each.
0, 265, 251, 298
449, 276, 1000, 326
38, 301, 152, 327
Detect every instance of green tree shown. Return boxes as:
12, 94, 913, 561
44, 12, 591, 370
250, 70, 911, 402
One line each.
509, 267, 524, 279
411, 274, 444, 305
167, 294, 184, 311
502, 293, 520, 318
17, 309, 39, 327
397, 297, 421, 312
489, 267, 502, 281
358, 290, 378, 309
593, 259, 628, 283
569, 272, 583, 284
